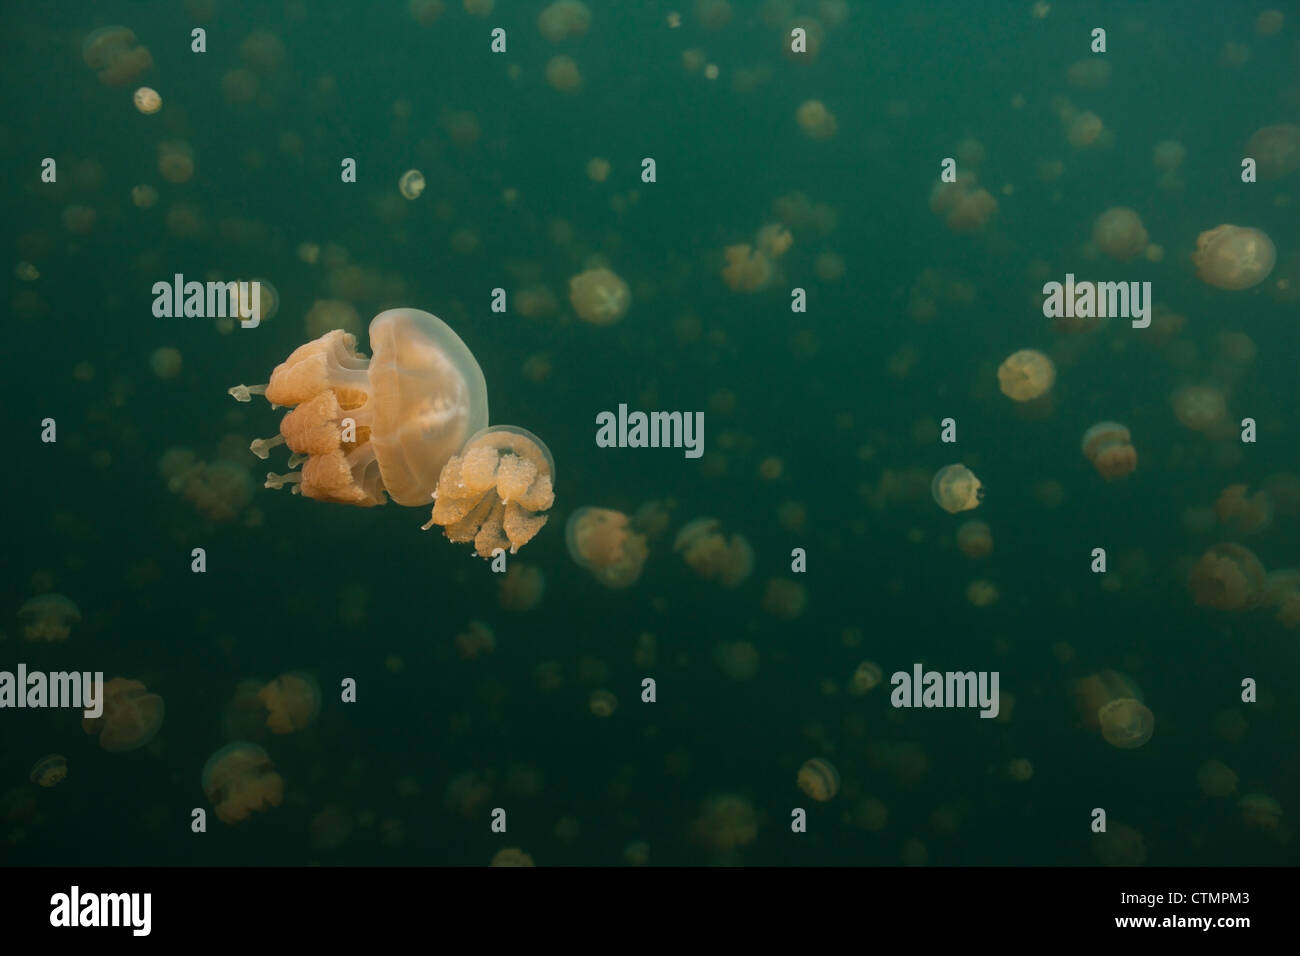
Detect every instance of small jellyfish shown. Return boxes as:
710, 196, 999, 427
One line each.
721, 244, 773, 292
692, 794, 758, 853
1243, 124, 1299, 180
956, 520, 993, 558
149, 346, 182, 379
538, 1, 591, 42
997, 349, 1055, 402
1238, 792, 1283, 829
499, 562, 546, 610
82, 26, 152, 86
797, 758, 840, 801
544, 54, 583, 93
1215, 484, 1273, 535
1171, 385, 1227, 432
715, 641, 759, 681
1196, 760, 1238, 798
17, 593, 80, 642
29, 754, 67, 788
568, 267, 630, 324
1092, 207, 1148, 261
1098, 698, 1154, 749
795, 100, 837, 141
586, 156, 610, 182
1264, 570, 1300, 628
673, 518, 753, 586
1092, 823, 1146, 866
133, 87, 161, 114
762, 578, 807, 619
589, 689, 617, 717
398, 169, 426, 199
201, 742, 284, 825
1188, 543, 1266, 610
257, 671, 321, 734
566, 507, 648, 588
424, 425, 556, 557
455, 620, 495, 659
849, 661, 883, 695
965, 579, 999, 607
1192, 225, 1276, 290
82, 677, 164, 752
1006, 758, 1033, 782
930, 464, 983, 513
491, 847, 536, 866
1081, 422, 1137, 479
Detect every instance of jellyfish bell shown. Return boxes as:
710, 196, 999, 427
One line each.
18, 593, 80, 642
82, 677, 164, 752
1244, 123, 1300, 180
1098, 697, 1154, 748
1081, 422, 1137, 479
930, 464, 983, 513
997, 349, 1056, 402
797, 758, 840, 801
565, 507, 648, 588
258, 671, 322, 734
201, 742, 284, 824
1092, 207, 1149, 261
29, 754, 68, 788
1188, 543, 1266, 610
1192, 225, 1276, 290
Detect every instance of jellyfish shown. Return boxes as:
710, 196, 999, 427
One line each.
222, 679, 270, 740
499, 562, 546, 610
1152, 140, 1186, 171
1081, 422, 1137, 479
931, 464, 983, 513
1092, 207, 1149, 261
1073, 671, 1142, 729
232, 308, 487, 510
589, 689, 617, 717
157, 140, 195, 184
673, 518, 753, 586
1006, 758, 1033, 782
965, 579, 999, 607
1066, 59, 1111, 89
398, 169, 426, 199
544, 54, 583, 93
956, 520, 992, 558
1196, 760, 1238, 798
568, 267, 629, 323
722, 244, 773, 292
762, 578, 807, 619
149, 346, 182, 379
455, 620, 495, 660
18, 593, 80, 642
796, 100, 837, 140
1264, 570, 1300, 628
538, 1, 591, 42
1215, 484, 1273, 535
997, 349, 1055, 402
850, 661, 884, 695
1243, 124, 1299, 180
692, 794, 758, 853
1067, 110, 1105, 147
715, 641, 759, 681
1171, 385, 1227, 433
565, 507, 648, 588
257, 672, 321, 734
423, 425, 555, 557
1238, 793, 1283, 829
82, 26, 152, 86
1193, 225, 1276, 290
797, 758, 840, 801
1098, 698, 1154, 749
929, 174, 997, 232
133, 87, 161, 114
81, 678, 164, 752
29, 754, 67, 788
1188, 543, 1266, 610
586, 157, 611, 182
201, 742, 284, 824
1092, 823, 1146, 865
491, 847, 536, 866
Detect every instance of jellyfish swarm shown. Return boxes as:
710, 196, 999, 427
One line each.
202, 743, 283, 824
232, 308, 487, 506
566, 507, 648, 588
82, 678, 164, 752
257, 672, 321, 734
423, 426, 555, 557
1192, 225, 1276, 290
1081, 422, 1137, 479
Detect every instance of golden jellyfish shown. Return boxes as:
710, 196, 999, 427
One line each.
1092, 207, 1149, 261
569, 267, 629, 324
997, 348, 1055, 402
202, 742, 284, 825
231, 308, 488, 510
673, 518, 753, 587
1264, 570, 1300, 628
1196, 760, 1238, 798
1006, 758, 1033, 782
1098, 698, 1154, 749
762, 578, 807, 619
722, 244, 773, 292
965, 579, 999, 607
1152, 139, 1185, 171
303, 299, 362, 339
929, 174, 997, 232
491, 847, 535, 866
797, 758, 840, 801
257, 672, 321, 734
149, 346, 182, 379
544, 55, 583, 93
715, 641, 759, 681
423, 425, 556, 557
565, 507, 648, 589
1073, 670, 1142, 730
1092, 823, 1146, 866
408, 0, 446, 25
1254, 10, 1285, 35
82, 25, 152, 86
589, 689, 617, 717
17, 593, 80, 642
1171, 385, 1227, 432
455, 620, 495, 659
132, 86, 161, 114
82, 678, 164, 753
956, 520, 992, 558
795, 100, 838, 141
1188, 543, 1266, 610
1065, 58, 1111, 90
1066, 110, 1104, 147
1244, 124, 1299, 180
930, 464, 983, 514
29, 754, 67, 788
1215, 484, 1273, 535
1081, 422, 1137, 479
157, 140, 195, 184
850, 661, 883, 695
499, 562, 546, 610
538, 1, 591, 42
692, 794, 758, 853
1238, 793, 1283, 829
398, 169, 426, 199
783, 17, 825, 63
1192, 225, 1276, 290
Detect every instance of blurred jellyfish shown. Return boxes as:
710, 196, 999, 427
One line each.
1065, 59, 1111, 89
308, 805, 354, 852
1171, 385, 1228, 433
82, 678, 164, 752
715, 641, 759, 681
1066, 110, 1105, 147
1098, 698, 1154, 749
538, 1, 591, 41
303, 299, 362, 339
1151, 140, 1185, 171
424, 425, 555, 557
455, 620, 495, 660
1215, 484, 1273, 535
499, 562, 546, 610
1081, 422, 1137, 479
795, 100, 837, 140
202, 742, 284, 824
18, 594, 80, 643
762, 578, 807, 619
398, 169, 426, 199
409, 0, 446, 25
133, 87, 161, 114
1006, 758, 1033, 782
692, 794, 758, 853
1264, 570, 1300, 628
1092, 207, 1148, 261
29, 755, 67, 788
931, 464, 983, 513
1188, 543, 1266, 610
589, 689, 617, 717
849, 661, 883, 695
222, 679, 270, 740
491, 847, 536, 866
232, 308, 487, 509
1092, 823, 1146, 865
257, 672, 321, 734
965, 579, 999, 607
157, 140, 195, 184
569, 267, 630, 324
956, 520, 993, 558
1238, 793, 1283, 829
722, 244, 774, 292
797, 758, 840, 801
1243, 124, 1299, 180
1196, 760, 1238, 798
929, 174, 997, 232
565, 507, 648, 588
1193, 225, 1276, 290
149, 346, 182, 379
82, 26, 152, 86
997, 349, 1055, 402
544, 55, 583, 92
673, 518, 753, 586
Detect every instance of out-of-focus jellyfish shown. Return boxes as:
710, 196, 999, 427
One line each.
1215, 484, 1273, 535
133, 87, 161, 114
201, 742, 284, 824
569, 267, 629, 324
82, 26, 152, 86
1193, 225, 1276, 290
715, 641, 759, 681
309, 805, 354, 852
422, 426, 554, 556
239, 30, 285, 73
797, 758, 840, 801
1196, 760, 1238, 798
1238, 793, 1283, 829
1092, 823, 1146, 865
565, 507, 648, 588
1066, 59, 1111, 89
29, 755, 67, 788
1254, 9, 1285, 35
82, 678, 164, 752
1264, 570, 1300, 628
931, 464, 983, 513
589, 689, 617, 717
409, 0, 446, 25
149, 346, 182, 379
538, 1, 591, 41
303, 299, 362, 339
692, 794, 758, 853
1092, 207, 1149, 261
445, 771, 491, 817
956, 520, 993, 558
499, 562, 546, 610
722, 244, 773, 292
929, 174, 997, 232
398, 169, 426, 199
157, 140, 195, 184
257, 672, 321, 734
1073, 671, 1141, 729
1006, 758, 1033, 782
491, 847, 536, 866
782, 17, 825, 63
997, 349, 1055, 402
762, 578, 807, 619
965, 579, 999, 607
233, 308, 487, 508
673, 518, 753, 586
222, 679, 270, 740
1151, 139, 1185, 171
585, 156, 611, 182
455, 620, 495, 659
544, 54, 583, 92
1188, 543, 1266, 610
1081, 422, 1137, 479
1244, 124, 1299, 180
795, 100, 837, 140
849, 661, 883, 695
1171, 385, 1227, 433
18, 594, 80, 642
1067, 110, 1105, 147
1098, 698, 1153, 749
